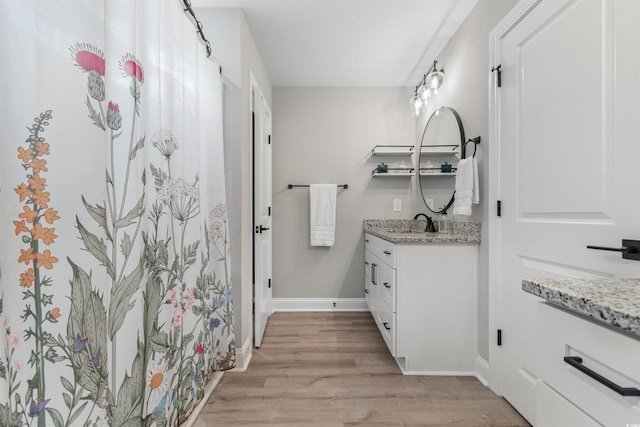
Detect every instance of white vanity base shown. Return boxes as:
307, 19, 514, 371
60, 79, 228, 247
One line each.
364, 232, 478, 375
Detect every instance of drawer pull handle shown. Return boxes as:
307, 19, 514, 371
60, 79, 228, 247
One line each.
365, 239, 370, 242
371, 263, 377, 285
564, 356, 640, 396
364, 289, 369, 294
364, 261, 369, 265
383, 250, 391, 255
383, 282, 390, 288
383, 322, 391, 330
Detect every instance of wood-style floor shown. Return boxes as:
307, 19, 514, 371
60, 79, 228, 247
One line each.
195, 312, 530, 426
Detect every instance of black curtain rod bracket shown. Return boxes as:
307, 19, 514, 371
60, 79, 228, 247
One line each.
182, 0, 212, 57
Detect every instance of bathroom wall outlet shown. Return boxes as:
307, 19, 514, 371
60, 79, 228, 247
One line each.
393, 199, 402, 212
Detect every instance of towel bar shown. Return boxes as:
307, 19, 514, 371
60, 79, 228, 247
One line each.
288, 184, 348, 189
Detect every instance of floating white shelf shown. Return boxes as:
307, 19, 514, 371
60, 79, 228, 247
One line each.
420, 149, 460, 156
372, 169, 415, 177
419, 172, 457, 177
372, 145, 415, 156
422, 151, 460, 156
420, 144, 460, 157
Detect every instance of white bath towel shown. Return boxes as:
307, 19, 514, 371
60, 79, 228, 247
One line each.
453, 157, 479, 216
310, 184, 337, 247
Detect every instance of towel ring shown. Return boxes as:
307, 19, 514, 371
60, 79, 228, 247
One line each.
462, 137, 481, 158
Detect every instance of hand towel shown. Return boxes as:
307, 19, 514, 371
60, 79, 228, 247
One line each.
310, 184, 337, 247
453, 158, 479, 216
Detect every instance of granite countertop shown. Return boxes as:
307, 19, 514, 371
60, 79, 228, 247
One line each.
364, 219, 481, 244
523, 278, 640, 337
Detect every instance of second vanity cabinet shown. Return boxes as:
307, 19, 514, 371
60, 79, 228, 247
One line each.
364, 232, 477, 374
536, 302, 640, 426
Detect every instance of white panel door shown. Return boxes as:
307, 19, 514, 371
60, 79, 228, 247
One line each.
494, 0, 640, 423
252, 76, 272, 347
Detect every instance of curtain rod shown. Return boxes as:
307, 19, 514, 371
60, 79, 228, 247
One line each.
182, 0, 212, 57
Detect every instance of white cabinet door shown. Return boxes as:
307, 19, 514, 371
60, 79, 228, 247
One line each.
364, 249, 375, 312
492, 0, 640, 423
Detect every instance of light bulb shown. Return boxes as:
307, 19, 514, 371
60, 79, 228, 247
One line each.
427, 70, 444, 90
409, 95, 423, 118
417, 85, 430, 104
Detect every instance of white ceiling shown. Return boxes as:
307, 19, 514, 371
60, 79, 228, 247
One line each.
192, 0, 478, 87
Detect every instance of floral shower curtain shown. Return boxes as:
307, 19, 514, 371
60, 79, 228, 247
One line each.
0, 1, 235, 426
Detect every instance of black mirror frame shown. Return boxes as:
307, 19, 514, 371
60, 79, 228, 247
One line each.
418, 106, 466, 214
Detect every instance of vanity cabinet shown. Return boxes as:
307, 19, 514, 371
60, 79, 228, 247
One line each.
536, 302, 640, 426
364, 232, 477, 374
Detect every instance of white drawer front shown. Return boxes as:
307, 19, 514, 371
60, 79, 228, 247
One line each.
537, 380, 599, 427
377, 305, 396, 356
379, 262, 396, 313
365, 233, 396, 268
538, 302, 640, 426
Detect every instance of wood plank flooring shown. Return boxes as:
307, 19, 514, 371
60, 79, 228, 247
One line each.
195, 312, 529, 426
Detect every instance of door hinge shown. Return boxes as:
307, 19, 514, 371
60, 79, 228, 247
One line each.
497, 329, 502, 346
492, 64, 502, 87
497, 200, 502, 217
268, 278, 271, 289
268, 206, 271, 216
268, 135, 271, 145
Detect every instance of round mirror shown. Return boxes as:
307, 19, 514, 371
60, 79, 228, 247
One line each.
418, 106, 465, 214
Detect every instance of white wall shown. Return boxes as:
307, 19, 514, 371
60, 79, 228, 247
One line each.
272, 87, 415, 299
196, 7, 272, 362
414, 0, 517, 361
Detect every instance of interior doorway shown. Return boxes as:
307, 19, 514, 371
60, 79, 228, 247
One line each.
251, 72, 273, 347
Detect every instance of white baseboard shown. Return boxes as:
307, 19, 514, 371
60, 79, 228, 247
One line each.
229, 335, 252, 372
399, 368, 477, 376
181, 371, 224, 427
272, 298, 368, 312
475, 355, 490, 387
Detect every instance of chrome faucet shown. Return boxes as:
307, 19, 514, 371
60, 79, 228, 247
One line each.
413, 213, 437, 232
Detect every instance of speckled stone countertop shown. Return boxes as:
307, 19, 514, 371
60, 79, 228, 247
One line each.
523, 278, 640, 337
363, 219, 480, 244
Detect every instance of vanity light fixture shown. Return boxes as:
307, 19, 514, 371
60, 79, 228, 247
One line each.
410, 92, 425, 118
409, 60, 444, 118
426, 60, 444, 91
417, 84, 431, 104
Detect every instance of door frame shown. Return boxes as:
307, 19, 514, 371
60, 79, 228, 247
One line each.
250, 71, 273, 347
487, 0, 539, 397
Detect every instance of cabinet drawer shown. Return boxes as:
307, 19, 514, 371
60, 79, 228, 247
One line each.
364, 233, 396, 268
365, 289, 375, 318
377, 305, 396, 356
538, 302, 640, 426
537, 380, 599, 427
379, 261, 396, 313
